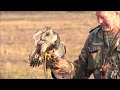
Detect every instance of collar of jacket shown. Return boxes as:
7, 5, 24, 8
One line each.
91, 26, 120, 51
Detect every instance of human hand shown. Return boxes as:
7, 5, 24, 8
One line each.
49, 50, 73, 79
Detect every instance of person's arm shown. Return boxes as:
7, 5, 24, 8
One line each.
72, 48, 93, 79
51, 33, 94, 79
50, 57, 74, 79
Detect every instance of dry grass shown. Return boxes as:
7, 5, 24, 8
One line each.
0, 11, 98, 79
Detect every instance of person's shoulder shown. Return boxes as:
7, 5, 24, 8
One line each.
89, 25, 101, 33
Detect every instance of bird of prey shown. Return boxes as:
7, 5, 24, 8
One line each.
28, 27, 66, 78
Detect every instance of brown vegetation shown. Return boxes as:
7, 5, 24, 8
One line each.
0, 11, 98, 79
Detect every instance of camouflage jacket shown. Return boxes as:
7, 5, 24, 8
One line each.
72, 25, 120, 79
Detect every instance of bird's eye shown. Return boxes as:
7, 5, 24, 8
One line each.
46, 33, 50, 36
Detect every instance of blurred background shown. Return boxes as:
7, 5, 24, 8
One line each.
0, 11, 99, 79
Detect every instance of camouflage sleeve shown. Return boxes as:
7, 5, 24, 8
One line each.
51, 32, 95, 79
51, 34, 94, 79
72, 33, 94, 79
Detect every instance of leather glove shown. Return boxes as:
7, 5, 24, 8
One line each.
48, 50, 74, 79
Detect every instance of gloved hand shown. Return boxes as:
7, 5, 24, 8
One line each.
49, 50, 74, 79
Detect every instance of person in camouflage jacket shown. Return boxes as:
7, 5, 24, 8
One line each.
50, 11, 120, 79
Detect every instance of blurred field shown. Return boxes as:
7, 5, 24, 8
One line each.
0, 11, 99, 79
